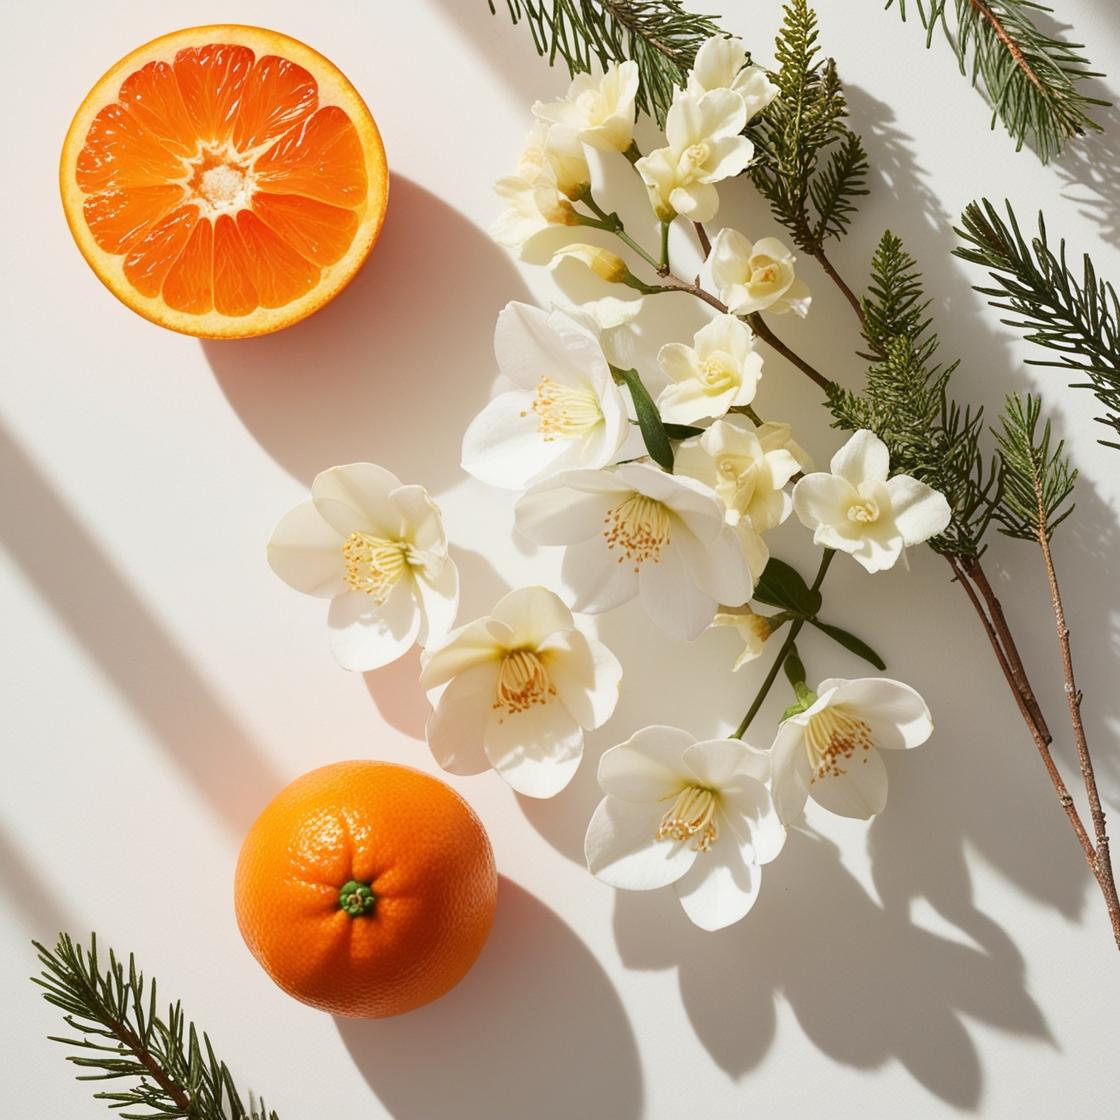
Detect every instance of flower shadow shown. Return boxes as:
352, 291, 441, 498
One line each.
336, 877, 644, 1120
203, 175, 529, 495
612, 828, 1051, 1111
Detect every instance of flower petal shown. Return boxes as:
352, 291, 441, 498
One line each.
585, 795, 696, 888
682, 738, 750, 787
540, 629, 622, 730
638, 536, 717, 639
484, 698, 584, 797
674, 521, 754, 606
490, 584, 574, 646
722, 780, 786, 865
414, 557, 459, 646
657, 341, 700, 384
266, 500, 347, 598
419, 618, 503, 690
830, 429, 890, 487
462, 390, 582, 490
821, 677, 933, 750
426, 660, 499, 775
515, 472, 628, 545
672, 843, 761, 931
562, 535, 640, 613
884, 474, 952, 545
770, 719, 814, 825
312, 463, 403, 537
809, 744, 888, 819
327, 580, 420, 672
793, 473, 858, 531
597, 725, 694, 802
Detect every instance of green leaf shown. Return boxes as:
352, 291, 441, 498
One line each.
614, 367, 674, 471
808, 618, 886, 669
754, 558, 822, 616
663, 423, 705, 440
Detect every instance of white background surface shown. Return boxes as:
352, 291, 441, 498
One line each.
4, 1, 1120, 1116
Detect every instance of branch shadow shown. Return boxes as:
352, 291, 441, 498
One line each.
0, 820, 71, 939
613, 828, 1051, 1111
0, 421, 283, 836
336, 877, 644, 1120
204, 175, 529, 493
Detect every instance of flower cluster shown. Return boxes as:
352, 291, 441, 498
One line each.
266, 35, 953, 933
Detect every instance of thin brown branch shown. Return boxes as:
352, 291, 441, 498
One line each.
947, 554, 1095, 863
693, 221, 712, 258
813, 246, 867, 330
1034, 483, 1120, 949
966, 0, 1047, 95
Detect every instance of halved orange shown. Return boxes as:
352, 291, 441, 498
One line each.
60, 25, 388, 338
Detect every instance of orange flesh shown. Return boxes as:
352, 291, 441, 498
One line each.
75, 43, 369, 317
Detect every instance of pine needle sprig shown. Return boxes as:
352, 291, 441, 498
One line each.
488, 0, 721, 124
32, 933, 277, 1120
955, 199, 1120, 448
750, 0, 869, 254
827, 230, 1001, 556
886, 1, 1108, 163
993, 392, 1076, 540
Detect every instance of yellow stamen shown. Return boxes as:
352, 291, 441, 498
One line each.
527, 377, 603, 440
341, 532, 409, 604
493, 649, 555, 717
603, 493, 671, 571
847, 498, 880, 524
804, 706, 875, 782
698, 355, 735, 391
657, 786, 719, 852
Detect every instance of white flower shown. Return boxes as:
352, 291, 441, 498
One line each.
770, 677, 934, 822
710, 605, 772, 669
657, 314, 763, 424
792, 429, 952, 573
534, 61, 640, 152
267, 464, 458, 672
516, 121, 590, 198
514, 462, 754, 640
674, 416, 802, 533
561, 296, 645, 369
636, 90, 753, 221
709, 229, 811, 316
585, 726, 785, 930
490, 168, 576, 254
687, 35, 779, 121
419, 586, 622, 798
462, 302, 630, 490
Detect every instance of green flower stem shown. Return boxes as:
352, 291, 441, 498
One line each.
658, 219, 672, 272
731, 550, 835, 740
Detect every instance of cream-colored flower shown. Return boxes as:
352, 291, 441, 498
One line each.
585, 726, 785, 930
687, 35, 779, 121
420, 586, 622, 798
770, 677, 934, 822
656, 314, 763, 424
490, 168, 577, 255
711, 605, 772, 669
516, 120, 590, 198
674, 416, 802, 533
792, 429, 952, 573
534, 61, 640, 152
552, 243, 631, 284
709, 228, 811, 316
635, 90, 753, 222
267, 464, 458, 672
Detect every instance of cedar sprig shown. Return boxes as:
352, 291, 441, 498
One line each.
993, 392, 1076, 540
885, 0, 1108, 163
750, 0, 869, 253
827, 230, 1001, 557
32, 933, 277, 1120
955, 199, 1120, 448
488, 0, 721, 124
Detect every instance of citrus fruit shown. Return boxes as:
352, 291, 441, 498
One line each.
60, 25, 388, 338
234, 761, 497, 1018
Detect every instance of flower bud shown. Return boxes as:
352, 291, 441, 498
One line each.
553, 243, 631, 284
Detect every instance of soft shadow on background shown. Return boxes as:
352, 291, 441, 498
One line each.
205, 176, 529, 493
0, 421, 283, 838
337, 878, 643, 1120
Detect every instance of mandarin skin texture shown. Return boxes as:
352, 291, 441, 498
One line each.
235, 761, 497, 1018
